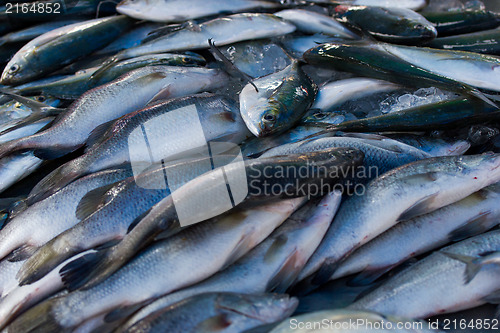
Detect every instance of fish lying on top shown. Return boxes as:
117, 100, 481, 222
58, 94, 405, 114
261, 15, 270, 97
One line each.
1, 16, 135, 85
117, 192, 340, 332
6, 198, 306, 332
303, 40, 500, 105
116, 0, 280, 22
24, 93, 248, 205
239, 60, 317, 137
349, 230, 500, 318
295, 153, 500, 290
0, 66, 229, 162
122, 293, 298, 333
0, 20, 81, 46
45, 148, 362, 291
335, 5, 437, 44
326, 0, 428, 11
422, 9, 500, 37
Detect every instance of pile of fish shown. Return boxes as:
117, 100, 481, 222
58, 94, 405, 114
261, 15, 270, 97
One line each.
0, 0, 499, 331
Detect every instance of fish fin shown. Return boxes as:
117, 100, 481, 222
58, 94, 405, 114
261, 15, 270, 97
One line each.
27, 164, 78, 205
141, 22, 190, 44
89, 52, 125, 82
311, 258, 341, 286
75, 183, 117, 220
448, 210, 494, 242
32, 146, 74, 160
84, 120, 115, 152
208, 39, 258, 92
266, 248, 302, 293
8, 199, 28, 219
221, 234, 255, 269
397, 192, 439, 222
2, 298, 63, 333
483, 289, 500, 304
465, 86, 499, 109
146, 87, 174, 104
6, 244, 38, 262
60, 250, 108, 291
104, 302, 149, 323
442, 252, 481, 284
347, 265, 396, 286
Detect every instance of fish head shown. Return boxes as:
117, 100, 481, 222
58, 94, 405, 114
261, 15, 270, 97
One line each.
217, 293, 298, 324
116, 0, 152, 20
1, 57, 31, 85
459, 153, 500, 183
179, 52, 206, 66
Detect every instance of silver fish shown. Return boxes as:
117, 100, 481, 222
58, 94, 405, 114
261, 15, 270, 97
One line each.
349, 230, 500, 318
0, 152, 42, 194
297, 153, 500, 287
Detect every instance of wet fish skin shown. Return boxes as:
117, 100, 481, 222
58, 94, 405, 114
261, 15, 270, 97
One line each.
0, 66, 229, 161
52, 148, 362, 291
303, 41, 500, 102
6, 198, 306, 332
0, 168, 132, 263
270, 309, 438, 333
101, 13, 296, 65
425, 28, 500, 56
25, 93, 245, 205
240, 61, 317, 137
326, 0, 428, 11
422, 10, 500, 37
260, 135, 431, 177
1, 16, 135, 85
337, 6, 437, 44
383, 133, 470, 157
0, 152, 42, 194
0, 259, 24, 299
348, 230, 500, 318
332, 183, 500, 284
117, 0, 279, 22
274, 9, 359, 39
118, 191, 341, 331
297, 153, 500, 287
0, 20, 81, 46
125, 293, 297, 333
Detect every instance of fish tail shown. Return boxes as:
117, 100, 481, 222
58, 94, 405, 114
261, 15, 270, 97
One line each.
27, 160, 82, 205
60, 250, 109, 291
3, 298, 64, 333
17, 241, 67, 286
0, 138, 26, 159
442, 252, 482, 284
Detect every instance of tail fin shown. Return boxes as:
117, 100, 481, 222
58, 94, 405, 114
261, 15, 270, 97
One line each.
60, 250, 110, 291
442, 252, 482, 284
27, 161, 83, 205
2, 298, 63, 333
17, 241, 66, 286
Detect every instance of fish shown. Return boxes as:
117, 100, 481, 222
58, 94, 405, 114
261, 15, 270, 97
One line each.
382, 133, 470, 157
0, 66, 229, 161
51, 148, 363, 291
310, 78, 400, 113
0, 20, 81, 46
95, 13, 296, 73
332, 183, 500, 285
425, 28, 500, 56
0, 95, 60, 131
422, 9, 500, 37
123, 293, 297, 333
335, 6, 437, 44
25, 93, 247, 204
0, 259, 24, 299
303, 41, 500, 105
1, 16, 135, 85
260, 135, 431, 177
0, 168, 132, 263
0, 250, 95, 329
239, 60, 317, 137
117, 191, 341, 332
444, 251, 500, 284
116, 0, 280, 22
17, 154, 241, 285
348, 230, 500, 318
13, 53, 207, 99
270, 309, 438, 333
274, 9, 359, 39
325, 0, 428, 11
313, 98, 500, 135
6, 198, 306, 332
0, 152, 42, 194
296, 153, 500, 288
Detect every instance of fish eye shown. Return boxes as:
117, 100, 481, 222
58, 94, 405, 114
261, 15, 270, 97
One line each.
182, 57, 193, 64
263, 114, 276, 122
415, 24, 424, 29
8, 64, 20, 74
36, 96, 46, 102
313, 111, 327, 120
